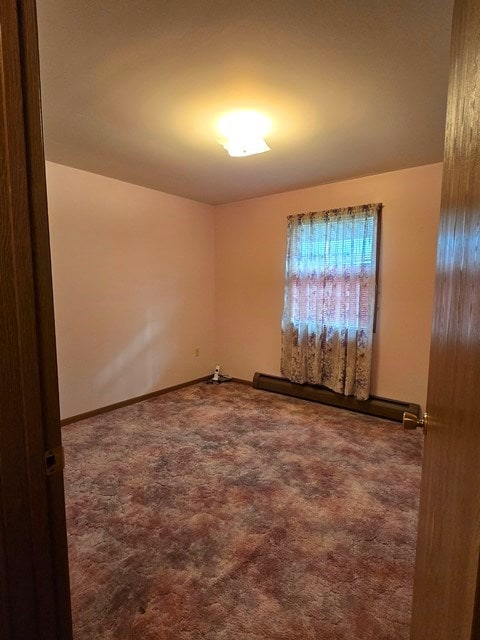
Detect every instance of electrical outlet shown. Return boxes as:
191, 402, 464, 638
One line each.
194, 348, 200, 357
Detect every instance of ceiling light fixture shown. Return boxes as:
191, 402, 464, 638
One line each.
217, 110, 271, 157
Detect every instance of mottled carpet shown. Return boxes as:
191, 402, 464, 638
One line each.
63, 382, 422, 640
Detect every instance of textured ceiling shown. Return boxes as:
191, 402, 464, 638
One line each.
37, 0, 454, 205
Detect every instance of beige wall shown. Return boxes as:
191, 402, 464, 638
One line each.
215, 163, 443, 409
48, 161, 442, 418
46, 162, 216, 419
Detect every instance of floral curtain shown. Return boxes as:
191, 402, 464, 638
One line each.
281, 203, 381, 401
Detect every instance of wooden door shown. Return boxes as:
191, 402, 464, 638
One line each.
410, 0, 480, 638
0, 1, 72, 639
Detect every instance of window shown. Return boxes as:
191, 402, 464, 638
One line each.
281, 203, 381, 400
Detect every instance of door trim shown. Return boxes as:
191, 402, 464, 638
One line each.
0, 1, 72, 638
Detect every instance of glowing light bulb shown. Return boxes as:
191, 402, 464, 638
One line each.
217, 110, 272, 157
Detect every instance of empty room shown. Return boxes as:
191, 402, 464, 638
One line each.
5, 0, 480, 639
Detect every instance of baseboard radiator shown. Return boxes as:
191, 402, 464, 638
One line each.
252, 372, 420, 422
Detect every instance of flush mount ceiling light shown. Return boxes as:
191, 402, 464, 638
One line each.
217, 110, 271, 157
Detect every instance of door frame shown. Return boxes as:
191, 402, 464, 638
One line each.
0, 1, 72, 638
